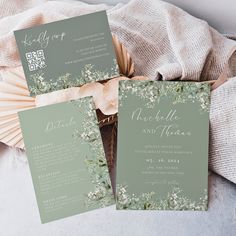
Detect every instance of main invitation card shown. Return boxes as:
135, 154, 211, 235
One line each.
19, 97, 114, 223
14, 11, 119, 96
117, 81, 210, 211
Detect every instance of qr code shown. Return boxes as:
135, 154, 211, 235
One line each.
25, 50, 47, 72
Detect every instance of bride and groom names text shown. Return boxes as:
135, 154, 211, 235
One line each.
131, 107, 192, 138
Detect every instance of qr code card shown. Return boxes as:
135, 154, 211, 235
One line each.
25, 50, 47, 71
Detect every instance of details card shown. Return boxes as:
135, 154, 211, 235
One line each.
14, 11, 119, 96
117, 81, 210, 211
19, 97, 114, 223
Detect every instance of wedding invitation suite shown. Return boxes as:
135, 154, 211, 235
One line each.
14, 11, 119, 96
19, 97, 114, 223
117, 81, 210, 211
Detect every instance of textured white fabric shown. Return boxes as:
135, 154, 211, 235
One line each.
0, 0, 235, 183
210, 78, 236, 183
108, 0, 236, 81
0, 0, 45, 18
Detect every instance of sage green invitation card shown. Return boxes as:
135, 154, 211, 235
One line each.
117, 81, 210, 211
14, 11, 119, 96
19, 97, 114, 223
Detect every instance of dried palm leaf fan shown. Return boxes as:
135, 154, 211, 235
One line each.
0, 67, 35, 149
112, 36, 134, 77
0, 35, 135, 150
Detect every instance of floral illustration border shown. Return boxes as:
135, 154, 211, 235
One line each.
71, 97, 114, 208
119, 80, 210, 113
29, 58, 119, 96
116, 184, 207, 210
